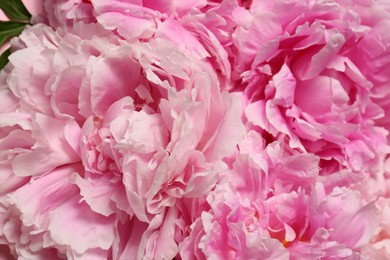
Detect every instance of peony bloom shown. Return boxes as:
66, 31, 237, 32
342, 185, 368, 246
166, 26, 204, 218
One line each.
230, 0, 390, 208
237, 0, 388, 165
0, 6, 245, 256
181, 131, 381, 258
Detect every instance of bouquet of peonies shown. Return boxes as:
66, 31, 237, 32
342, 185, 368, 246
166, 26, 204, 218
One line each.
1, 0, 390, 259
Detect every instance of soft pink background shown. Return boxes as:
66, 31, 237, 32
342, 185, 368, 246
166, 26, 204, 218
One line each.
0, 0, 43, 55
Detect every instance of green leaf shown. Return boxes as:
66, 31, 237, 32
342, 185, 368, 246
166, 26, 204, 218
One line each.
0, 48, 11, 70
0, 0, 31, 21
0, 21, 26, 46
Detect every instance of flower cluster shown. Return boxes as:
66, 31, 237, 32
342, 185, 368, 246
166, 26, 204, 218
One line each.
0, 0, 390, 259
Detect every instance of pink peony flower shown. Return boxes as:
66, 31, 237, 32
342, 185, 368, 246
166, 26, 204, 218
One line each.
0, 12, 245, 258
180, 186, 290, 260
233, 0, 390, 198
181, 131, 381, 258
